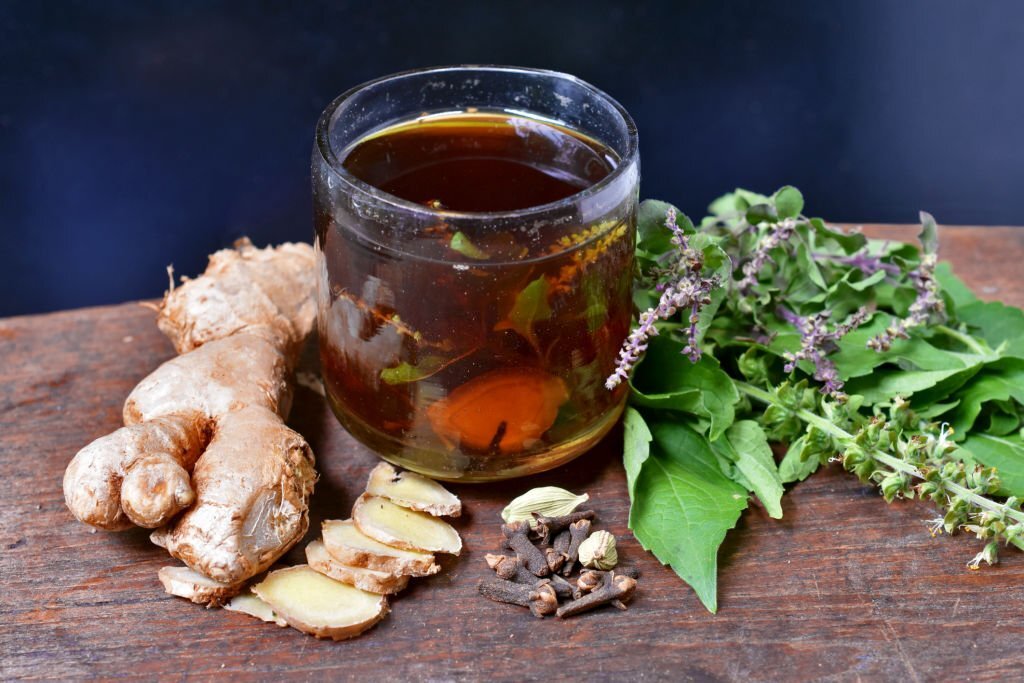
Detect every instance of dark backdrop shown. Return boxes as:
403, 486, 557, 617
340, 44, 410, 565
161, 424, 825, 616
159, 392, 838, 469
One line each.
2, 1, 1022, 317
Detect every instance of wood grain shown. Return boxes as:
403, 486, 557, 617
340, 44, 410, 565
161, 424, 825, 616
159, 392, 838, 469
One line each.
2, 225, 1023, 682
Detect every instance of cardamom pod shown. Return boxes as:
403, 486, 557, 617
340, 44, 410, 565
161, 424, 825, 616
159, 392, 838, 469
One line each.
578, 530, 617, 570
501, 487, 589, 528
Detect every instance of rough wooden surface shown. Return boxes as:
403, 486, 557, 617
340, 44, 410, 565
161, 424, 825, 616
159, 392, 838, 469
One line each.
2, 225, 1023, 682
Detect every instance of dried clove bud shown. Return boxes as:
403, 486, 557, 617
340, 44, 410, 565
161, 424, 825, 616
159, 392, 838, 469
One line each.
478, 578, 533, 608
576, 569, 603, 596
556, 574, 637, 618
562, 518, 592, 576
545, 546, 566, 574
485, 553, 519, 581
552, 528, 571, 555
502, 487, 589, 528
478, 578, 557, 618
501, 520, 550, 576
533, 510, 595, 545
546, 573, 575, 600
528, 582, 559, 618
578, 530, 617, 570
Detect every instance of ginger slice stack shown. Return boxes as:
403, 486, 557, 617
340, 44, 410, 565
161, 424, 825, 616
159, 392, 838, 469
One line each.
218, 462, 462, 640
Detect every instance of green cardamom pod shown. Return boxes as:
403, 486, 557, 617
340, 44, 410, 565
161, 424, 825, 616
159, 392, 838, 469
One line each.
578, 530, 617, 570
501, 487, 589, 528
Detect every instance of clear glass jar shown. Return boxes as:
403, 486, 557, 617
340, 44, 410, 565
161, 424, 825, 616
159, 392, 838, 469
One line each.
312, 66, 639, 481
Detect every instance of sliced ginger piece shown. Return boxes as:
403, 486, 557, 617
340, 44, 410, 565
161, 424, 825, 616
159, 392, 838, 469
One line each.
352, 494, 462, 555
306, 539, 410, 595
322, 519, 440, 577
253, 565, 388, 640
365, 462, 462, 517
224, 589, 288, 626
158, 566, 244, 606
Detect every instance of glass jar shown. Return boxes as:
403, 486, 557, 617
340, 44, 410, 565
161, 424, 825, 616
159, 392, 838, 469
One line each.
312, 66, 639, 481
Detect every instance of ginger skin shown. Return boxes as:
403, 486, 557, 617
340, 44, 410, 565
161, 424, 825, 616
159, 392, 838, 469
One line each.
63, 240, 318, 584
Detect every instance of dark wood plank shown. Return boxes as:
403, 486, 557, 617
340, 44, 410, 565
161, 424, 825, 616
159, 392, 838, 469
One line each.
2, 225, 1023, 681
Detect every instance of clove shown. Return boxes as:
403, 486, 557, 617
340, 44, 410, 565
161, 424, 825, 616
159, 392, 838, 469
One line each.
533, 510, 595, 545
552, 528, 571, 555
501, 520, 550, 576
556, 573, 637, 618
478, 578, 558, 618
575, 569, 603, 597
484, 553, 519, 581
545, 573, 576, 600
545, 546, 566, 574
562, 518, 592, 576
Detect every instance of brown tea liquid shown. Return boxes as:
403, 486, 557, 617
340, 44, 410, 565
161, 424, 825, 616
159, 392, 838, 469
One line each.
317, 110, 635, 480
341, 111, 616, 211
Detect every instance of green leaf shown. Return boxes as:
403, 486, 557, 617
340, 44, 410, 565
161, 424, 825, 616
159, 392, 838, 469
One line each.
708, 188, 771, 218
773, 186, 804, 219
809, 217, 867, 254
957, 300, 1024, 360
709, 421, 784, 518
959, 433, 1024, 498
746, 203, 778, 225
380, 356, 448, 384
630, 335, 739, 440
844, 363, 983, 405
778, 436, 821, 484
623, 407, 653, 501
935, 262, 978, 309
948, 359, 1024, 435
827, 314, 993, 385
637, 199, 681, 259
629, 420, 749, 613
918, 211, 939, 255
449, 232, 489, 260
494, 276, 551, 347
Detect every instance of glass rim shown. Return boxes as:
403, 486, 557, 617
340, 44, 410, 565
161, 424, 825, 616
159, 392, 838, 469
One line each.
313, 64, 639, 223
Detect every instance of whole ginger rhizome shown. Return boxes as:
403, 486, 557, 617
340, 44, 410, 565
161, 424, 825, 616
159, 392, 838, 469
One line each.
63, 262, 463, 639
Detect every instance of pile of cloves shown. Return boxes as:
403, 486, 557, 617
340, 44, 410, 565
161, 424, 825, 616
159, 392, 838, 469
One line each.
478, 491, 639, 619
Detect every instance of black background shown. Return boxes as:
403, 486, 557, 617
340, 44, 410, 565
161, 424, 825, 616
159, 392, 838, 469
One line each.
2, 1, 1022, 316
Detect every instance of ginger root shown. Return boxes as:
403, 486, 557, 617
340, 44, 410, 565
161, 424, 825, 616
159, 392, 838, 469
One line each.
253, 565, 389, 641
157, 566, 244, 606
305, 539, 409, 595
365, 462, 462, 517
352, 493, 462, 555
321, 518, 441, 577
63, 240, 318, 584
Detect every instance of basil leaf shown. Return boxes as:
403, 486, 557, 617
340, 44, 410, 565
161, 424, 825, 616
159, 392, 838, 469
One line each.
629, 419, 748, 613
778, 436, 821, 484
935, 261, 978, 309
773, 185, 804, 219
709, 420, 784, 518
746, 203, 778, 225
637, 199, 680, 259
844, 364, 984, 405
959, 434, 1024, 498
948, 359, 1024, 435
918, 211, 939, 255
379, 356, 447, 385
810, 217, 867, 254
623, 407, 653, 501
630, 335, 739, 440
449, 232, 489, 260
957, 300, 1024, 360
493, 276, 551, 347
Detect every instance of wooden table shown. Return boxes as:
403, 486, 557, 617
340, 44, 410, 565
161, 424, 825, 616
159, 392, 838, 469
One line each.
2, 225, 1023, 682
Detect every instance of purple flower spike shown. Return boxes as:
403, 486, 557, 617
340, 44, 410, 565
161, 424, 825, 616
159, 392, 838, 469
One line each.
867, 253, 945, 352
605, 208, 721, 390
780, 306, 871, 400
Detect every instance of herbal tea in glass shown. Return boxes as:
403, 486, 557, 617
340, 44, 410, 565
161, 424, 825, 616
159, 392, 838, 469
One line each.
313, 67, 639, 480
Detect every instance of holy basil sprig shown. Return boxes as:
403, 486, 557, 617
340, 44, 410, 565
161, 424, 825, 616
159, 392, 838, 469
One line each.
618, 187, 1024, 613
